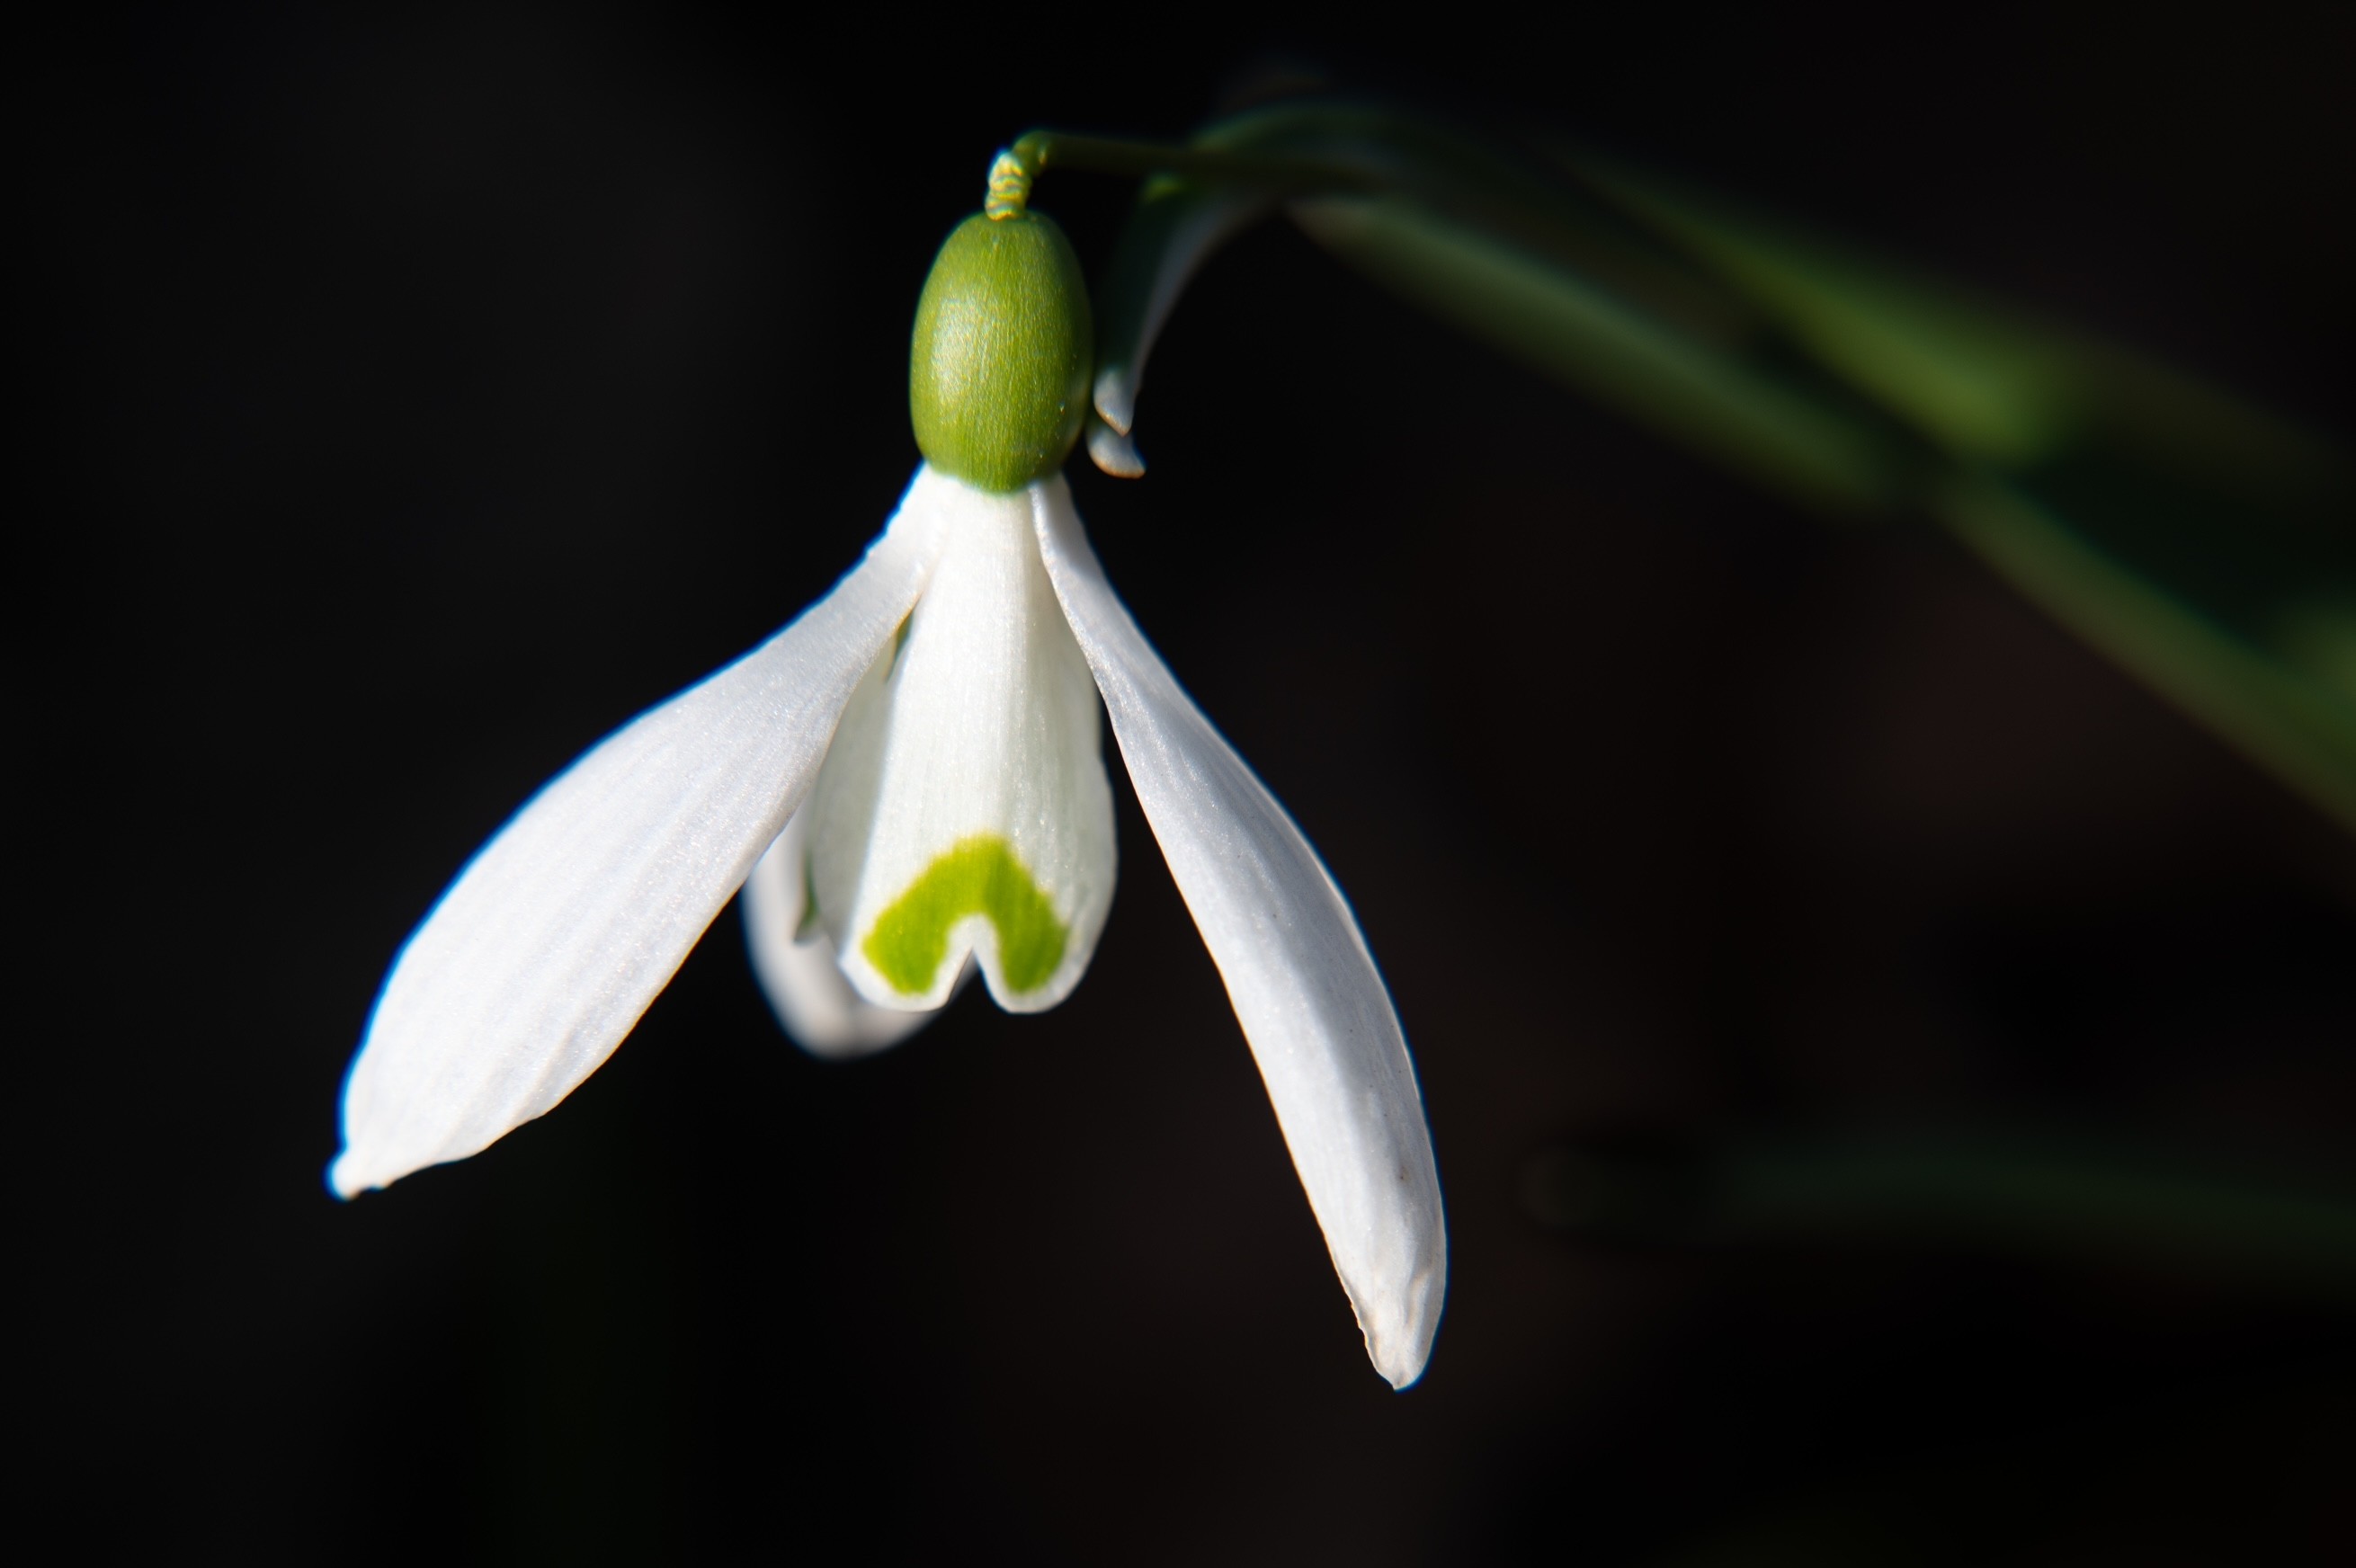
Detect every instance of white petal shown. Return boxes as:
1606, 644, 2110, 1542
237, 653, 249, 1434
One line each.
741, 806, 935, 1059
331, 468, 956, 1197
1031, 478, 1446, 1388
810, 477, 1117, 1014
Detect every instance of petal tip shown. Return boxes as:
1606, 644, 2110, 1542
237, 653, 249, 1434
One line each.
326, 1150, 378, 1201
1361, 1287, 1442, 1390
1344, 1241, 1446, 1389
1371, 1336, 1432, 1391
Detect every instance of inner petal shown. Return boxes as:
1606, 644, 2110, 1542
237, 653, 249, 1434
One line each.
807, 478, 1116, 1012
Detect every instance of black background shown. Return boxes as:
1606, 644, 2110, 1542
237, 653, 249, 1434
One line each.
33, 4, 2356, 1562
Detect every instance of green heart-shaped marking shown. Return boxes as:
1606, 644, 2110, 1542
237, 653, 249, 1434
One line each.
861, 833, 1068, 997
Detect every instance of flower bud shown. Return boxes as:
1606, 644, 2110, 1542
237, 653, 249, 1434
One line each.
909, 210, 1093, 493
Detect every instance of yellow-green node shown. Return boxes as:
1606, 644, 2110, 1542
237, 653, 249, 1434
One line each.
909, 211, 1093, 493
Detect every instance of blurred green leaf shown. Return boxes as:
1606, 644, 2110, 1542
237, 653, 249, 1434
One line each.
1567, 164, 2089, 469
1148, 102, 2355, 833
1724, 1131, 2356, 1287
1290, 195, 1898, 514
1566, 154, 2349, 498
1548, 153, 2356, 831
1939, 474, 2356, 833
1526, 1128, 2356, 1296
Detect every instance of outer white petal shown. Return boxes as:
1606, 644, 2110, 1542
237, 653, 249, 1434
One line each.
331, 469, 955, 1197
1031, 478, 1446, 1388
741, 806, 934, 1059
810, 477, 1116, 1014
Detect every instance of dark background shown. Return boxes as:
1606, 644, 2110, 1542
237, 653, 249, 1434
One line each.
33, 4, 2356, 1562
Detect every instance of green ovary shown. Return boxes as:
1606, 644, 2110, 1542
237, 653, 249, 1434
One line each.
860, 834, 1068, 997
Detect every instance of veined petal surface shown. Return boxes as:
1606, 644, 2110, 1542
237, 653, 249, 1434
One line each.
742, 806, 936, 1059
808, 477, 1116, 1013
1032, 478, 1446, 1388
331, 470, 954, 1197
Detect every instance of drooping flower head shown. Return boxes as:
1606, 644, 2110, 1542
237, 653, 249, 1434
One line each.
332, 152, 1446, 1386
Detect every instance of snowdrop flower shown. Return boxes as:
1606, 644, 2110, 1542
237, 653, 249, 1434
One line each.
332, 169, 1445, 1386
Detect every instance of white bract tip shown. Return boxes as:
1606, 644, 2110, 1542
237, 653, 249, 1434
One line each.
1093, 367, 1138, 436
1087, 420, 1147, 478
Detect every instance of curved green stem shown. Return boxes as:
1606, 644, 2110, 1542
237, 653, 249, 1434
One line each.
1004, 129, 1374, 197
